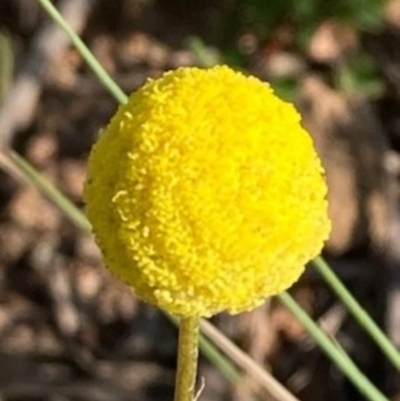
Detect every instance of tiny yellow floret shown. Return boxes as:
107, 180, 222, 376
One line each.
84, 65, 330, 317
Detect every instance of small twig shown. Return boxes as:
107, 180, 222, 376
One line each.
200, 319, 302, 401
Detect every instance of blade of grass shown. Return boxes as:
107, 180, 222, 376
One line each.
35, 0, 127, 105
2, 149, 302, 401
312, 256, 400, 371
0, 30, 14, 101
8, 150, 91, 232
278, 292, 390, 401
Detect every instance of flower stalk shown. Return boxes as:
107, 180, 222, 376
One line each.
174, 317, 200, 401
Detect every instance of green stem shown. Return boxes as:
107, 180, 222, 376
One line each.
167, 314, 240, 383
174, 317, 200, 401
278, 292, 389, 401
10, 151, 91, 232
35, 0, 128, 105
313, 256, 400, 371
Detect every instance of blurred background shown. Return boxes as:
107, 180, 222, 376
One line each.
1, 0, 400, 400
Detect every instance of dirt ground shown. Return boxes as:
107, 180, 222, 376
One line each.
1, 1, 400, 400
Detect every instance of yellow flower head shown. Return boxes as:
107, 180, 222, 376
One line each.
84, 65, 330, 317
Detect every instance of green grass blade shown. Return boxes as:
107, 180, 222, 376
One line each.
9, 151, 91, 232
278, 292, 390, 401
313, 256, 400, 371
198, 333, 241, 383
35, 0, 128, 105
0, 30, 14, 101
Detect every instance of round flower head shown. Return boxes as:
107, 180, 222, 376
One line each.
84, 65, 330, 317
